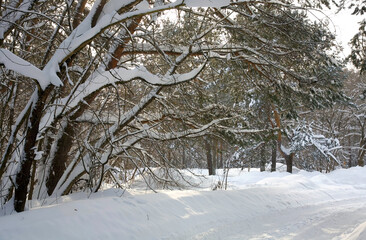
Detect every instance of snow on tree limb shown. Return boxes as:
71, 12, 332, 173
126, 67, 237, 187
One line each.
42, 0, 231, 85
0, 49, 62, 90
44, 0, 185, 77
218, 126, 279, 134
0, 0, 36, 41
38, 63, 205, 133
53, 82, 225, 195
52, 115, 227, 196
91, 63, 206, 88
51, 86, 162, 196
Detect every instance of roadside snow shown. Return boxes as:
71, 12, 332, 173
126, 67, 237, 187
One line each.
1, 167, 366, 240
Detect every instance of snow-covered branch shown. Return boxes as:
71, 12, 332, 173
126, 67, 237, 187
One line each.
0, 0, 37, 41
0, 49, 62, 90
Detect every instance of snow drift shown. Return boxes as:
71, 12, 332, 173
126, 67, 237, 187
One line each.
1, 167, 366, 239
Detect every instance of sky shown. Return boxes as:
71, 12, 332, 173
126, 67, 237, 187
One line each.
323, 7, 364, 58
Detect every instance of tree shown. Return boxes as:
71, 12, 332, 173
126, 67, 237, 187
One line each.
304, 70, 366, 168
211, 2, 345, 173
0, 0, 344, 213
1, 0, 231, 212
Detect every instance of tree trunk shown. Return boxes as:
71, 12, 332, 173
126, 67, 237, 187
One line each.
205, 137, 215, 175
358, 154, 365, 167
260, 144, 266, 172
285, 153, 294, 174
219, 140, 223, 169
28, 159, 37, 200
182, 143, 186, 169
358, 141, 366, 167
46, 122, 75, 195
14, 88, 50, 212
271, 140, 277, 172
271, 107, 294, 174
212, 138, 217, 174
348, 137, 353, 168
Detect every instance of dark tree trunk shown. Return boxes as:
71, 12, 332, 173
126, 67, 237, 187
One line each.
348, 137, 353, 168
205, 137, 215, 175
271, 108, 294, 174
182, 144, 186, 169
45, 91, 98, 196
212, 138, 217, 174
219, 141, 223, 169
285, 153, 294, 174
358, 155, 365, 167
358, 142, 366, 167
46, 123, 75, 195
271, 140, 277, 172
14, 88, 50, 212
260, 144, 266, 172
28, 159, 37, 200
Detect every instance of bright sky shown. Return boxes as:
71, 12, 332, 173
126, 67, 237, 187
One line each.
323, 7, 364, 58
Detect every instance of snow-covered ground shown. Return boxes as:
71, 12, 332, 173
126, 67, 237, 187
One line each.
1, 166, 366, 240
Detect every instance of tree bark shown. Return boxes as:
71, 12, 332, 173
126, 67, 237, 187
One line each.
182, 144, 186, 168
271, 140, 277, 172
260, 143, 266, 172
357, 140, 366, 167
219, 140, 223, 169
205, 137, 215, 175
45, 123, 75, 195
212, 138, 218, 174
271, 106, 294, 173
285, 153, 294, 174
14, 87, 51, 212
348, 137, 353, 168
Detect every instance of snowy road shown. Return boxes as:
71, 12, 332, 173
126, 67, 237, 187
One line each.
1, 167, 366, 240
164, 193, 366, 240
221, 197, 366, 240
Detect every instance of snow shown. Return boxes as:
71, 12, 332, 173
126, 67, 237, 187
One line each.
38, 62, 204, 135
280, 144, 291, 155
1, 166, 366, 239
0, 49, 62, 90
0, 0, 34, 39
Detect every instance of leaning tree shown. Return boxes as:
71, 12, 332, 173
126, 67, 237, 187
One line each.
0, 0, 344, 213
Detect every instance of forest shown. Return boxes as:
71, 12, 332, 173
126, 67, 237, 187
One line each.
0, 0, 366, 214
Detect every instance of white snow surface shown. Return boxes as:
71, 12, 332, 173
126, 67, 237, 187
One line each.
2, 166, 366, 239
